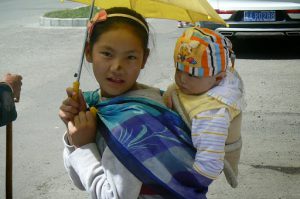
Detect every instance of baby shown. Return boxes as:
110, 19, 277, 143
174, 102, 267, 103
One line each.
164, 27, 245, 188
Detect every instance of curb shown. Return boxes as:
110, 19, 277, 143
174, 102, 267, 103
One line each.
39, 16, 88, 27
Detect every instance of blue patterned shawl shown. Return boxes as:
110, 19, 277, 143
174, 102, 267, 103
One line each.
84, 89, 212, 199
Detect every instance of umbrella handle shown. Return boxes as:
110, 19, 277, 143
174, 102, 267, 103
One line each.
6, 122, 13, 199
72, 81, 97, 117
90, 107, 97, 117
72, 81, 80, 101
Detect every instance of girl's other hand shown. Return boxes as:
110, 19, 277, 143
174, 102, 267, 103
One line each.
59, 87, 87, 127
67, 111, 97, 147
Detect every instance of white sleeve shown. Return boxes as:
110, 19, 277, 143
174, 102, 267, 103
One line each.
63, 133, 85, 190
191, 108, 230, 180
62, 133, 142, 199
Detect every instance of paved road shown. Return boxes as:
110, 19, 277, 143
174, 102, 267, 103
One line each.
0, 1, 300, 198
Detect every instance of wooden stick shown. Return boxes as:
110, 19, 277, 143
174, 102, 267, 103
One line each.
6, 122, 13, 199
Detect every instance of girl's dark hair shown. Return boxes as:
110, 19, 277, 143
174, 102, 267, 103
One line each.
89, 7, 149, 52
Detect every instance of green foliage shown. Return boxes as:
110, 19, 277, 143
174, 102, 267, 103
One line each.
44, 6, 99, 18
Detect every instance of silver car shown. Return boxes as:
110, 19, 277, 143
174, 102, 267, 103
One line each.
201, 0, 300, 37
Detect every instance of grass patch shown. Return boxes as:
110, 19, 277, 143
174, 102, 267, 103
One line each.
44, 6, 99, 18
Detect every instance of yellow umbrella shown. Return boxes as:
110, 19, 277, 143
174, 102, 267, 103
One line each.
69, 0, 226, 25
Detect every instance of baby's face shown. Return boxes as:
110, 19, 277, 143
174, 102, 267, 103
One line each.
175, 69, 216, 95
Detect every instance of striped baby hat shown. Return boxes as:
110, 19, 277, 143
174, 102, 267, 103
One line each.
174, 27, 233, 77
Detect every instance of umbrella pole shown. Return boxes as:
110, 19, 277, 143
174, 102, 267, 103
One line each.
74, 0, 96, 82
6, 122, 13, 199
72, 0, 96, 101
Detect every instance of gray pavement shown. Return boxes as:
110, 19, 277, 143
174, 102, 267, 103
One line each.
0, 1, 300, 199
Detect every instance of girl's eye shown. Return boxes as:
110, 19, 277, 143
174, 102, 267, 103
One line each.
101, 51, 112, 57
128, 55, 137, 60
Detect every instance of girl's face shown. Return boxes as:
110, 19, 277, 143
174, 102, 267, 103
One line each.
86, 26, 148, 98
175, 69, 216, 95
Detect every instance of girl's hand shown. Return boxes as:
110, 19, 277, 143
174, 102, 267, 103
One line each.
59, 87, 87, 127
67, 111, 97, 147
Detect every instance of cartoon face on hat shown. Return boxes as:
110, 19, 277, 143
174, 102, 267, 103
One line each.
174, 27, 233, 77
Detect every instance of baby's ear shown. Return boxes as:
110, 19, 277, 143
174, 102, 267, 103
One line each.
215, 72, 226, 84
85, 43, 93, 63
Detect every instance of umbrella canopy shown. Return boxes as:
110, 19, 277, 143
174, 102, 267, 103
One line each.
69, 0, 226, 25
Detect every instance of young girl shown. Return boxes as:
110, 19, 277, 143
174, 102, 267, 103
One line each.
59, 7, 211, 199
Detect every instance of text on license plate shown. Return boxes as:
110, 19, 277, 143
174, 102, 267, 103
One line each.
244, 11, 276, 22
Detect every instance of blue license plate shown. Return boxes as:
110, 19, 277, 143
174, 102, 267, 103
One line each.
244, 11, 276, 22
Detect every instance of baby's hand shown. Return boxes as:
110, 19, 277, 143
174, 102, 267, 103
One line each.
67, 111, 97, 147
59, 87, 87, 127
215, 71, 227, 83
